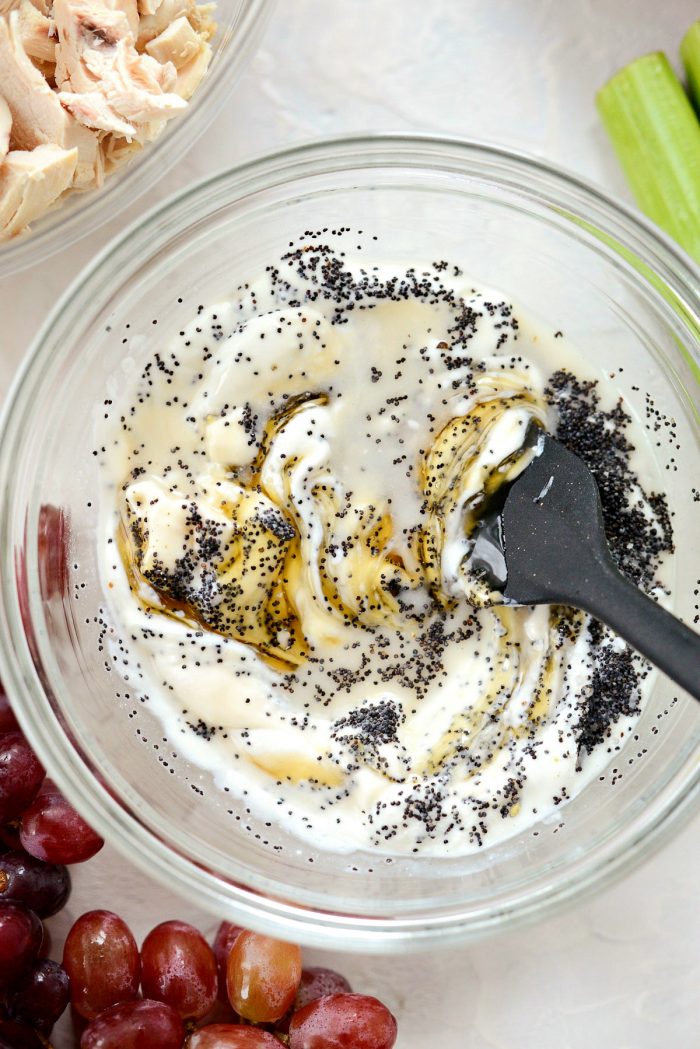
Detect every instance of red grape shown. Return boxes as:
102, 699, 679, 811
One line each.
295, 968, 353, 1012
0, 822, 22, 852
288, 994, 397, 1049
275, 967, 354, 1036
0, 1020, 44, 1049
63, 910, 140, 1020
7, 958, 71, 1034
0, 687, 19, 735
212, 921, 243, 1002
0, 732, 44, 823
80, 999, 185, 1049
38, 504, 69, 601
186, 1025, 281, 1048
226, 931, 301, 1023
141, 920, 217, 1021
20, 783, 103, 864
0, 850, 70, 917
201, 999, 239, 1024
0, 902, 42, 985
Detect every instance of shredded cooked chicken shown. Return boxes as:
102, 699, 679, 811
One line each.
0, 97, 11, 158
145, 15, 201, 67
0, 142, 77, 236
15, 0, 56, 65
0, 0, 216, 241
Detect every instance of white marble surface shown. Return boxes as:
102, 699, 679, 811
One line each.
1, 1, 699, 1045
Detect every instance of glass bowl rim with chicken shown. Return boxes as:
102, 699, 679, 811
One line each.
0, 0, 272, 277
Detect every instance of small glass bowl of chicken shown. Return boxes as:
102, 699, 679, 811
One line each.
0, 0, 271, 274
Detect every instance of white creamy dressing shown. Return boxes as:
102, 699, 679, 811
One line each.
97, 255, 669, 856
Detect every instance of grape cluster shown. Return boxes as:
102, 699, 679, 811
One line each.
0, 683, 104, 1041
0, 684, 398, 1048
72, 919, 397, 1048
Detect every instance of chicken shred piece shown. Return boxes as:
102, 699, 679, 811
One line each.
0, 97, 12, 158
101, 119, 164, 167
0, 12, 102, 188
16, 0, 56, 65
185, 1, 213, 38
58, 89, 136, 135
54, 0, 186, 136
145, 14, 199, 68
0, 12, 66, 148
54, 0, 135, 92
108, 0, 138, 38
173, 36, 210, 99
0, 142, 76, 239
0, 0, 51, 13
136, 0, 163, 16
100, 126, 140, 169
30, 57, 56, 79
136, 0, 213, 47
133, 114, 165, 141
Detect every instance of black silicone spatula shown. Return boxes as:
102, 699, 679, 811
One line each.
470, 432, 700, 701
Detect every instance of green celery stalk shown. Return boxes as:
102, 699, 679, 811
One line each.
596, 52, 700, 263
681, 21, 700, 115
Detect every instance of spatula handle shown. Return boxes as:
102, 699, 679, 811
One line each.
582, 560, 700, 702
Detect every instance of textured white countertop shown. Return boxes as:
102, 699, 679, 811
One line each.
1, 2, 699, 1045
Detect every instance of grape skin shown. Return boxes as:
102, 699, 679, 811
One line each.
20, 783, 104, 865
0, 732, 45, 824
79, 999, 185, 1049
275, 967, 355, 1035
0, 850, 71, 918
227, 931, 302, 1024
288, 993, 398, 1049
186, 1025, 282, 1048
0, 821, 23, 852
63, 910, 141, 1020
0, 1020, 45, 1049
7, 958, 71, 1034
295, 968, 353, 1012
37, 504, 68, 600
212, 921, 243, 1003
0, 687, 19, 735
0, 902, 42, 985
141, 920, 218, 1021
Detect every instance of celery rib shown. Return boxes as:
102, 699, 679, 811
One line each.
596, 52, 700, 263
681, 22, 700, 116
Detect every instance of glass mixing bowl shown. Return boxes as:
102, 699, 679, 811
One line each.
1, 136, 698, 952
0, 0, 272, 279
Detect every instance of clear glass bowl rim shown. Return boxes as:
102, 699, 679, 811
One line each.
1, 133, 699, 952
0, 0, 273, 280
